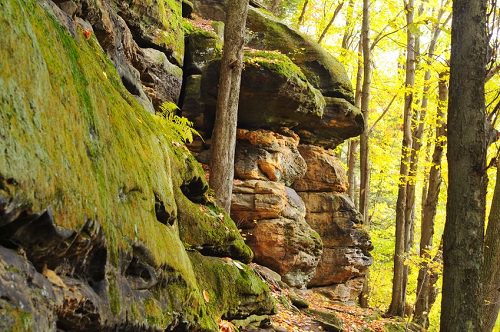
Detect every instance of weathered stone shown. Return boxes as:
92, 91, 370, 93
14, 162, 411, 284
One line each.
308, 248, 373, 287
181, 75, 206, 132
235, 129, 307, 186
0, 1, 274, 329
296, 97, 364, 148
191, 0, 354, 102
114, 0, 185, 66
201, 51, 326, 134
298, 192, 372, 250
191, 0, 364, 147
293, 145, 348, 192
244, 218, 322, 288
184, 28, 222, 75
231, 180, 306, 225
314, 278, 365, 305
139, 48, 183, 107
231, 180, 323, 288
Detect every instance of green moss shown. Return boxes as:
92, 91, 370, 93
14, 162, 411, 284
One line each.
189, 252, 276, 320
0, 301, 32, 332
244, 49, 307, 81
0, 0, 273, 329
108, 277, 121, 315
144, 298, 169, 327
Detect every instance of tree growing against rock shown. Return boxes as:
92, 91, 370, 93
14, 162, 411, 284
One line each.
210, 0, 250, 212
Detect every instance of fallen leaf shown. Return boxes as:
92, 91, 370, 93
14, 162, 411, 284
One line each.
43, 266, 66, 288
203, 289, 210, 303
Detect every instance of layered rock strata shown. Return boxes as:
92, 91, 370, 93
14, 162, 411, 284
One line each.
181, 0, 373, 302
293, 145, 373, 301
231, 130, 322, 288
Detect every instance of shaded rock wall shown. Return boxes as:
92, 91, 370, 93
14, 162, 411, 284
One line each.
0, 0, 275, 330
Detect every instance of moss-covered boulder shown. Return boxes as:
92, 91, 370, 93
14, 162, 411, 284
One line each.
0, 0, 274, 330
187, 0, 364, 147
184, 27, 222, 75
114, 0, 185, 66
201, 50, 326, 133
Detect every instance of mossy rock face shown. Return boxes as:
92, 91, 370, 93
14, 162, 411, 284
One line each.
190, 0, 355, 103
246, 7, 354, 103
114, 0, 185, 66
184, 28, 222, 75
201, 50, 326, 134
189, 252, 276, 319
189, 0, 364, 147
0, 0, 272, 329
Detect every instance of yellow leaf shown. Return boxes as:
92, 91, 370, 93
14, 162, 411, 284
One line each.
203, 289, 210, 303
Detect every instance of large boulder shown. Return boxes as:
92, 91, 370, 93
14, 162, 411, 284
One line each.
231, 180, 323, 288
309, 247, 372, 286
139, 48, 183, 108
293, 145, 348, 193
188, 1, 364, 147
201, 50, 326, 134
0, 1, 274, 330
113, 0, 185, 66
235, 129, 307, 186
298, 193, 372, 250
184, 28, 222, 75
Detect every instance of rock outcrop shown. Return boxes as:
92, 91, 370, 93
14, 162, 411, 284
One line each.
185, 0, 364, 148
0, 0, 275, 330
231, 131, 323, 288
293, 146, 373, 301
183, 0, 373, 303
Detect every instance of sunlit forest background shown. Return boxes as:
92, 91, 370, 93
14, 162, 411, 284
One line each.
264, 0, 499, 330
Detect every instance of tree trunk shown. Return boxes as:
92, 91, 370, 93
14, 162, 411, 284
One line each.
440, 0, 488, 330
348, 40, 363, 205
317, 1, 345, 44
359, 0, 372, 226
413, 73, 448, 328
209, 0, 249, 212
358, 0, 372, 308
341, 0, 356, 53
296, 0, 309, 28
387, 0, 416, 317
481, 158, 500, 332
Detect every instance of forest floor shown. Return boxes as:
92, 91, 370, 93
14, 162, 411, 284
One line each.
261, 283, 420, 332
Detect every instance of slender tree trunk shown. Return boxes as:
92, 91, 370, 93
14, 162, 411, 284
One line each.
341, 0, 356, 54
348, 40, 364, 205
317, 1, 345, 44
387, 0, 416, 317
413, 73, 448, 328
359, 0, 372, 225
209, 0, 249, 212
481, 158, 500, 332
440, 0, 488, 330
297, 0, 309, 28
358, 0, 372, 308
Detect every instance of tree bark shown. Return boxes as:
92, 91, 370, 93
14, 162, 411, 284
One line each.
209, 0, 249, 212
317, 1, 345, 44
359, 0, 372, 226
481, 158, 500, 332
387, 0, 416, 317
440, 0, 488, 330
348, 40, 364, 205
413, 73, 448, 328
296, 0, 309, 28
358, 0, 372, 308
